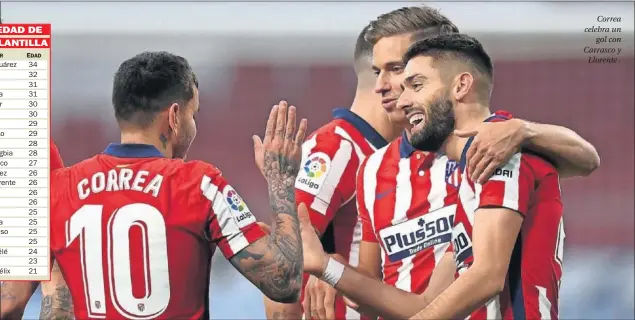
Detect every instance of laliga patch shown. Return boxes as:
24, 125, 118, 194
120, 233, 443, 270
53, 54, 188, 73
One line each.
379, 205, 456, 262
295, 152, 331, 196
223, 185, 256, 229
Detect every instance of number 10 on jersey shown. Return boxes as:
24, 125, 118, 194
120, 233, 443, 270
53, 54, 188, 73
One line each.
66, 204, 171, 319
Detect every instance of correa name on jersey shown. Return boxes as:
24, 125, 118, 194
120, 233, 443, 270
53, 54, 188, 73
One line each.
77, 168, 164, 200
379, 205, 456, 262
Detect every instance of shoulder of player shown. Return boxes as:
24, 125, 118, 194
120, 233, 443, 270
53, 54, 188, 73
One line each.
57, 155, 101, 177
356, 142, 393, 180
518, 149, 558, 172
364, 139, 398, 164
173, 159, 223, 178
303, 129, 357, 159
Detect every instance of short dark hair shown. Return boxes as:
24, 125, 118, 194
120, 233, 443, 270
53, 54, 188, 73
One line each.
354, 25, 373, 62
365, 6, 459, 45
403, 33, 493, 81
353, 25, 374, 76
112, 51, 198, 127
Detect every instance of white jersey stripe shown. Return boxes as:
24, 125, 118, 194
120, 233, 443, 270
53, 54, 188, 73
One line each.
429, 156, 448, 211
334, 126, 365, 162
334, 126, 364, 208
201, 176, 249, 253
393, 158, 414, 291
310, 140, 353, 214
489, 152, 522, 211
485, 296, 502, 319
429, 157, 452, 264
362, 147, 387, 235
536, 285, 552, 319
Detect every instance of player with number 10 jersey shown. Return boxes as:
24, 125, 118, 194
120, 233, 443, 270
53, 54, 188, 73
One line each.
48, 52, 306, 319
50, 148, 262, 319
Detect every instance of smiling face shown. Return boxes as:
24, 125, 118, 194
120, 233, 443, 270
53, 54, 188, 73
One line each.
372, 34, 414, 128
397, 55, 456, 152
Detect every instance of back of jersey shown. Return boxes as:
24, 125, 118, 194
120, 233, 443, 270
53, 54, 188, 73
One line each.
50, 144, 255, 319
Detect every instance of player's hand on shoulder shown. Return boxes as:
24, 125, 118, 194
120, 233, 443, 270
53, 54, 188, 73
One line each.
302, 275, 338, 320
455, 118, 526, 184
252, 101, 308, 182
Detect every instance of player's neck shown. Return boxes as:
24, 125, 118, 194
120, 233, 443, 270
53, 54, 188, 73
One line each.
120, 130, 173, 158
350, 91, 402, 142
444, 103, 491, 161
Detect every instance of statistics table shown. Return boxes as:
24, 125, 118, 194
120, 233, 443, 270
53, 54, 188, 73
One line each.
0, 24, 51, 281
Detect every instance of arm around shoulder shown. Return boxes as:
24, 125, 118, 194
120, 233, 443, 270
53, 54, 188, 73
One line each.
522, 120, 600, 177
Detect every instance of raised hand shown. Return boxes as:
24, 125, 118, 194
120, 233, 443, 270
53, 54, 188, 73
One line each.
253, 101, 308, 183
229, 102, 308, 304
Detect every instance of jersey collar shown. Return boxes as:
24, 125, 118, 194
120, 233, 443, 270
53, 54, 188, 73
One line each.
399, 131, 416, 158
103, 143, 165, 158
332, 108, 388, 149
458, 111, 512, 170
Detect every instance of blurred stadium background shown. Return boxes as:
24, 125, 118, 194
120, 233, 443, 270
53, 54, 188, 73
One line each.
2, 1, 634, 319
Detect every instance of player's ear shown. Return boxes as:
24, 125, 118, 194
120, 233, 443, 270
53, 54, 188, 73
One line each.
167, 103, 180, 134
452, 72, 473, 101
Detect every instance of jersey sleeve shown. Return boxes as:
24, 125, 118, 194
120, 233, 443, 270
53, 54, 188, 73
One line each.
474, 152, 536, 216
50, 140, 64, 171
199, 166, 266, 259
356, 157, 378, 243
294, 132, 360, 234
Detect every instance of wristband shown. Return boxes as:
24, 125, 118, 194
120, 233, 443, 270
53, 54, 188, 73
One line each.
320, 257, 345, 287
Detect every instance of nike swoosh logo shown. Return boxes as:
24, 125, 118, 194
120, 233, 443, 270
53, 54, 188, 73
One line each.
375, 187, 396, 200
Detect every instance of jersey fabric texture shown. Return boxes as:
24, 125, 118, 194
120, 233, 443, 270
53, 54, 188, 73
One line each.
357, 132, 459, 297
450, 112, 564, 319
295, 108, 388, 320
50, 144, 265, 319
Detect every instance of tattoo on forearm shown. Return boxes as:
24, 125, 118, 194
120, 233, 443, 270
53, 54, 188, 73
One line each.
231, 235, 302, 303
40, 263, 74, 320
272, 310, 301, 320
263, 151, 299, 216
230, 150, 303, 303
0, 281, 17, 301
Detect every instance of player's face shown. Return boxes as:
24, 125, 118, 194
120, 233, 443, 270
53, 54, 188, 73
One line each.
398, 56, 455, 152
171, 86, 199, 159
372, 34, 414, 129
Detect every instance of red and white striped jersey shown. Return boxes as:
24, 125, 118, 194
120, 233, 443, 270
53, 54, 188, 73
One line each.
357, 133, 459, 295
450, 112, 564, 320
50, 144, 265, 319
51, 139, 64, 172
295, 108, 388, 319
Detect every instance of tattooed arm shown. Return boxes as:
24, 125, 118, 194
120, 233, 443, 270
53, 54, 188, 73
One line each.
230, 102, 308, 304
229, 207, 303, 303
39, 261, 74, 320
0, 281, 39, 320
